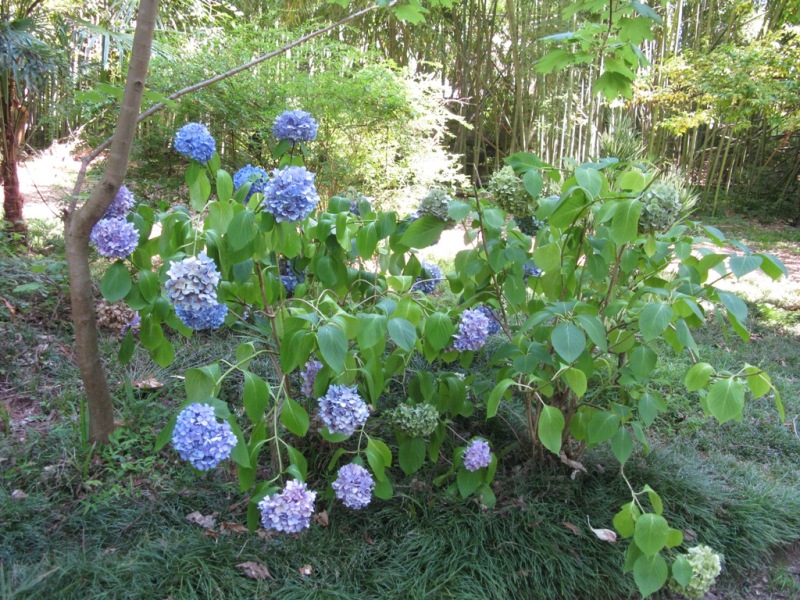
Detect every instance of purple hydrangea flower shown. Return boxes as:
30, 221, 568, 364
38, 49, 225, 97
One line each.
233, 165, 269, 203
523, 260, 542, 280
174, 123, 216, 163
175, 302, 228, 330
262, 166, 320, 223
411, 261, 444, 295
317, 385, 369, 437
300, 359, 323, 398
475, 305, 502, 335
281, 272, 304, 296
172, 403, 238, 471
272, 110, 319, 143
103, 185, 135, 219
258, 479, 317, 533
164, 252, 221, 312
463, 439, 491, 472
453, 308, 491, 352
332, 463, 375, 510
90, 217, 139, 258
122, 312, 141, 338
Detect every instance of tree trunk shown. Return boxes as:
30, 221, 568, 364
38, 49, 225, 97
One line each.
2, 79, 29, 237
64, 0, 160, 444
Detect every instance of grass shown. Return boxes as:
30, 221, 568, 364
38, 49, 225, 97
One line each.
2, 217, 800, 599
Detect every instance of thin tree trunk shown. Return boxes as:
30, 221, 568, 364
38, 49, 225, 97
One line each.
63, 0, 160, 444
2, 79, 29, 236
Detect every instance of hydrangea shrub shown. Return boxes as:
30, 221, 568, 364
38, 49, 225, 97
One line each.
99, 118, 787, 598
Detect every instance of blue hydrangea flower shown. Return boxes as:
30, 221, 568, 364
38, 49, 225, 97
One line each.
523, 260, 542, 280
463, 439, 491, 472
233, 165, 269, 203
122, 312, 141, 339
174, 123, 216, 163
475, 305, 502, 335
301, 359, 323, 398
281, 272, 305, 296
411, 261, 444, 295
332, 463, 375, 510
453, 308, 491, 352
258, 479, 317, 533
172, 403, 238, 471
164, 252, 221, 312
103, 185, 135, 219
262, 166, 320, 223
90, 217, 139, 258
317, 385, 369, 437
272, 110, 319, 143
175, 302, 228, 330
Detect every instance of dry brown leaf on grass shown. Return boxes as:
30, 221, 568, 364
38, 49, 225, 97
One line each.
236, 561, 273, 580
313, 510, 329, 527
587, 517, 617, 542
562, 522, 581, 536
298, 564, 314, 577
131, 376, 164, 389
220, 522, 248, 534
11, 489, 28, 500
185, 511, 217, 530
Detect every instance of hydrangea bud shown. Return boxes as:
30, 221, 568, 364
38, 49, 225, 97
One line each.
463, 439, 491, 472
258, 479, 317, 533
411, 261, 444, 295
164, 252, 221, 312
332, 463, 375, 510
90, 217, 139, 258
453, 308, 491, 352
317, 385, 369, 436
417, 187, 454, 222
171, 403, 237, 471
175, 302, 228, 330
272, 110, 319, 143
262, 166, 320, 223
233, 165, 269, 203
174, 123, 216, 163
639, 182, 682, 234
386, 403, 439, 438
669, 545, 723, 599
300, 359, 323, 398
487, 166, 534, 216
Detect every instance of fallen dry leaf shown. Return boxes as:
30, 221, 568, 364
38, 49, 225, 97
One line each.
236, 561, 273, 580
186, 511, 217, 530
560, 452, 588, 475
1, 296, 16, 317
587, 517, 617, 542
313, 510, 329, 527
11, 489, 28, 501
220, 522, 248, 534
364, 531, 374, 546
298, 564, 314, 577
131, 376, 164, 390
562, 522, 581, 536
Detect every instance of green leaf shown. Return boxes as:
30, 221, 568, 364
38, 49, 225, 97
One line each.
575, 314, 607, 351
280, 398, 309, 436
611, 199, 643, 244
243, 371, 270, 423
537, 405, 565, 455
631, 0, 663, 23
575, 167, 602, 199
227, 209, 257, 251
716, 290, 747, 322
317, 323, 348, 372
356, 314, 387, 349
216, 170, 234, 203
611, 428, 634, 464
448, 200, 472, 221
367, 438, 392, 481
684, 362, 714, 392
638, 392, 666, 427
393, 2, 428, 24
744, 365, 771, 399
388, 318, 417, 352
424, 312, 454, 352
535, 49, 574, 74
619, 170, 646, 192
206, 201, 234, 234
671, 555, 693, 589
629, 346, 657, 382
551, 322, 586, 364
185, 367, 217, 402
523, 170, 543, 197
373, 478, 393, 500
154, 414, 178, 452
188, 169, 211, 211
729, 254, 762, 279
100, 262, 132, 302
592, 71, 634, 101
613, 502, 640, 538
633, 553, 668, 597
707, 378, 745, 424
633, 514, 670, 556
756, 253, 787, 280
587, 411, 620, 445
399, 215, 446, 248
639, 303, 673, 341
562, 367, 587, 398
487, 379, 515, 418
356, 223, 378, 258
666, 528, 683, 548
457, 467, 482, 497
285, 444, 308, 481
398, 437, 426, 475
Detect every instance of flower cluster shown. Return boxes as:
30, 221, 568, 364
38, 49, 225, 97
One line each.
262, 166, 320, 223
453, 308, 491, 352
474, 305, 502, 335
669, 545, 723, 599
300, 359, 323, 398
523, 260, 542, 281
639, 181, 682, 234
281, 271, 305, 296
487, 166, 534, 216
258, 479, 317, 533
90, 217, 139, 258
317, 385, 369, 436
332, 463, 375, 510
175, 303, 228, 330
171, 403, 237, 471
412, 261, 443, 294
386, 403, 439, 438
233, 165, 269, 203
417, 187, 454, 222
272, 110, 319, 143
103, 185, 136, 219
164, 252, 221, 312
174, 123, 216, 163
463, 439, 492, 472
